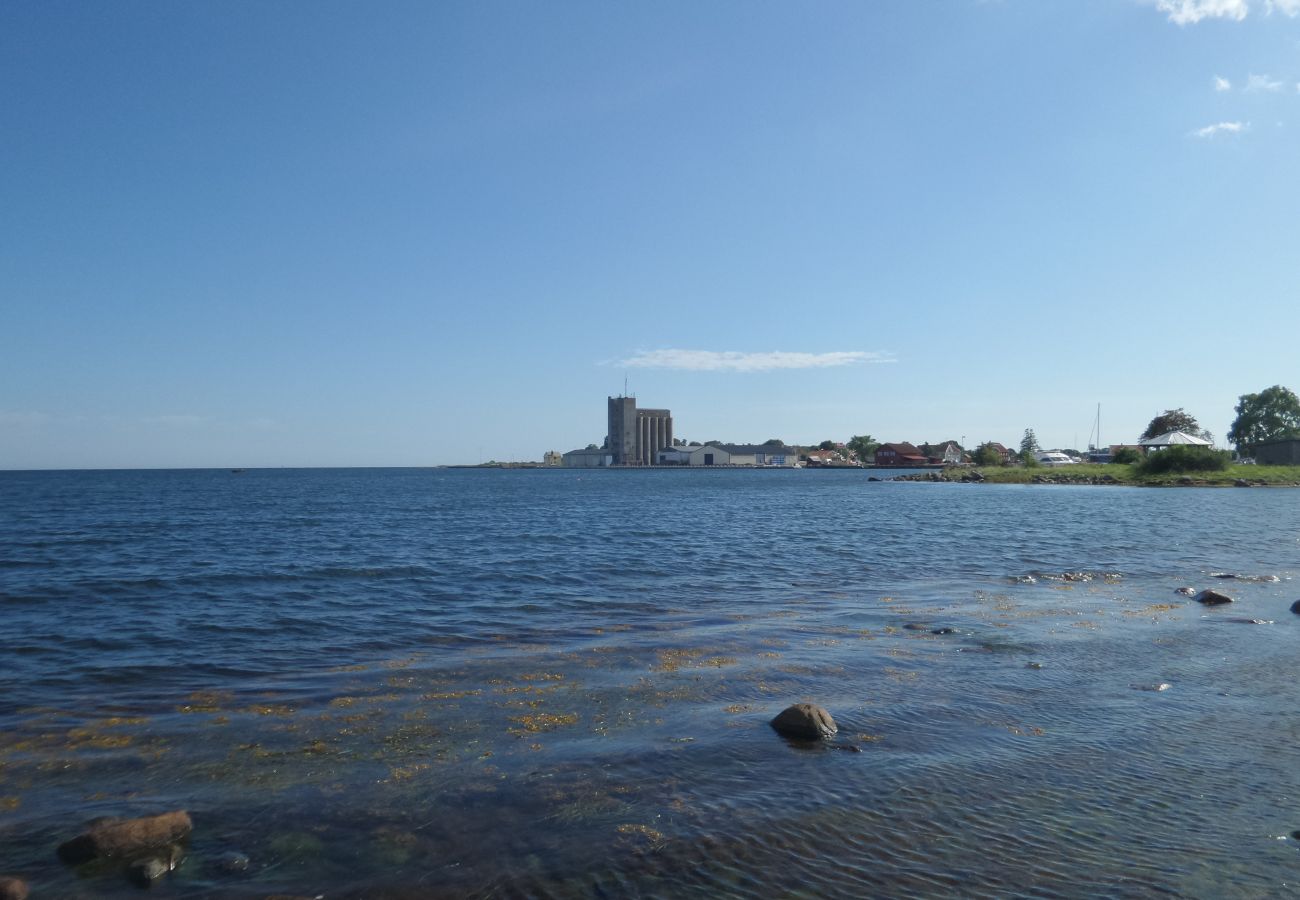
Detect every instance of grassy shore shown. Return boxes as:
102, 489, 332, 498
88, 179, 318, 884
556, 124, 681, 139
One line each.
964, 463, 1300, 486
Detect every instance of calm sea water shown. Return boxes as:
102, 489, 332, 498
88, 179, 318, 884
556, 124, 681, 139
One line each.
1, 468, 1297, 898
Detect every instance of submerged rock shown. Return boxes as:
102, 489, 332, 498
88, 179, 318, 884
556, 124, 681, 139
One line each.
1292, 600, 1300, 615
0, 877, 29, 900
128, 855, 169, 887
215, 850, 250, 874
770, 703, 837, 740
902, 623, 929, 631
57, 810, 192, 864
1174, 587, 1195, 596
931, 627, 958, 635
1131, 682, 1171, 692
1193, 589, 1233, 606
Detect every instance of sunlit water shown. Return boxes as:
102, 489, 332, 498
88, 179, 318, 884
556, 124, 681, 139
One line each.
1, 468, 1297, 897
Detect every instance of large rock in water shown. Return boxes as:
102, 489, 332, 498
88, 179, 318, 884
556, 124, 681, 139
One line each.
1291, 600, 1300, 615
1193, 589, 1234, 606
57, 810, 192, 864
0, 877, 29, 900
770, 703, 837, 740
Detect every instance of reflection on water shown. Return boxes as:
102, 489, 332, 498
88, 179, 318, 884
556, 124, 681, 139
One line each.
0, 468, 1297, 896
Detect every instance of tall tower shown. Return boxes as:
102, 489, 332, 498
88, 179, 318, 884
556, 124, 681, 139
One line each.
607, 396, 638, 465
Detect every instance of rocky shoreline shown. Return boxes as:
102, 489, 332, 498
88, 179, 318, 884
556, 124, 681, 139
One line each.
887, 469, 1299, 487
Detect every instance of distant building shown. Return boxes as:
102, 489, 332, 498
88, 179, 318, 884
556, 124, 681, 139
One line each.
607, 396, 673, 466
542, 450, 563, 467
921, 441, 965, 465
657, 442, 799, 467
874, 442, 929, 466
1253, 438, 1300, 465
562, 447, 613, 467
987, 442, 1012, 464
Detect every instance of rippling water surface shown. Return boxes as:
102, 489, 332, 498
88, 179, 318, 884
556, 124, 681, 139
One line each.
1, 467, 1297, 897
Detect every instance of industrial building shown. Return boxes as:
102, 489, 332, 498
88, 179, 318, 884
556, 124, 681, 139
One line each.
605, 396, 673, 466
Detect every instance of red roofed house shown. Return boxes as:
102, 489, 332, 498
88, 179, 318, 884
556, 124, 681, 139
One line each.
873, 442, 929, 467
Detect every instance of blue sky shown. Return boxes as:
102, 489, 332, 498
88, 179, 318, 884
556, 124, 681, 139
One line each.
3, 0, 1299, 467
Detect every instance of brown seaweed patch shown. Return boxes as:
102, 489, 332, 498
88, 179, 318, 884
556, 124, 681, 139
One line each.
508, 712, 579, 735
66, 728, 135, 750
723, 704, 755, 714
247, 704, 296, 717
0, 796, 20, 811
384, 763, 431, 783
177, 690, 234, 714
421, 689, 482, 701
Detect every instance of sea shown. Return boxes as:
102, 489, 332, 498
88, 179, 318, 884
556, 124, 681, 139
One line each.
0, 467, 1297, 898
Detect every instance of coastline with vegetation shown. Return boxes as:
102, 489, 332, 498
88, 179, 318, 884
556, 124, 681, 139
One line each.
895, 462, 1300, 487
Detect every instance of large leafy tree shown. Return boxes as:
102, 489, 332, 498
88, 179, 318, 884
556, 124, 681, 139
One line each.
846, 434, 879, 462
1227, 385, 1300, 451
1140, 408, 1209, 441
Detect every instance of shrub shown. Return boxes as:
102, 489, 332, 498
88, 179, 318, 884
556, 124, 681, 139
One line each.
1137, 445, 1230, 474
1111, 447, 1142, 465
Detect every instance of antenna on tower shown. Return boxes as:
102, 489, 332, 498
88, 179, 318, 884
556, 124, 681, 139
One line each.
624, 374, 628, 398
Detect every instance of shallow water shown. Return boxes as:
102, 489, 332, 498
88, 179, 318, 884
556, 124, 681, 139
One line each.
1, 468, 1297, 897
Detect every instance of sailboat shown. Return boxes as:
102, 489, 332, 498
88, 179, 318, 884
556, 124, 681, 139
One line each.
1086, 403, 1111, 463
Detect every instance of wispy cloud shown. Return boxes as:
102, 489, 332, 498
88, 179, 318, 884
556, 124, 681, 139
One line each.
1157, 0, 1248, 24
1191, 120, 1249, 137
1245, 73, 1285, 91
1155, 0, 1300, 21
614, 349, 896, 372
140, 414, 212, 428
1214, 75, 1232, 91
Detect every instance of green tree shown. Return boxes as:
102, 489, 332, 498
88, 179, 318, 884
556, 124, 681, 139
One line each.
973, 442, 1004, 467
1019, 429, 1040, 455
1228, 385, 1300, 451
817, 440, 837, 451
762, 438, 785, 447
846, 434, 879, 462
1140, 408, 1210, 441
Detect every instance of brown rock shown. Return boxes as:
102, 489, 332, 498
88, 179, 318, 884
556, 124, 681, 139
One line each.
1193, 589, 1233, 606
770, 703, 837, 740
0, 877, 29, 900
57, 810, 192, 864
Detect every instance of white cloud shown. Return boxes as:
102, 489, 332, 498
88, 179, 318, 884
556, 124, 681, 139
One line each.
614, 349, 896, 372
1246, 73, 1285, 91
1214, 76, 1232, 91
1154, 0, 1300, 20
1191, 120, 1248, 137
1157, 0, 1249, 24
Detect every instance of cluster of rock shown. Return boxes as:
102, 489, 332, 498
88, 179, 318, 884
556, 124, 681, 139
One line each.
891, 471, 988, 483
0, 810, 268, 894
1030, 473, 1120, 485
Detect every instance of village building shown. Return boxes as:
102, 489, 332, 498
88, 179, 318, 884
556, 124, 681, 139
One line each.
873, 442, 929, 467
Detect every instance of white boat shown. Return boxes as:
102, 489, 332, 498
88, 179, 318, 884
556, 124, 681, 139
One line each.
1035, 451, 1076, 467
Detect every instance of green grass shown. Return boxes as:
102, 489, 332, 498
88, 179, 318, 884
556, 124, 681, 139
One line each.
966, 463, 1300, 486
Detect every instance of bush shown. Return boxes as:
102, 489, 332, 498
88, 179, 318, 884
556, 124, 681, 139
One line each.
1111, 447, 1142, 465
1137, 445, 1230, 474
